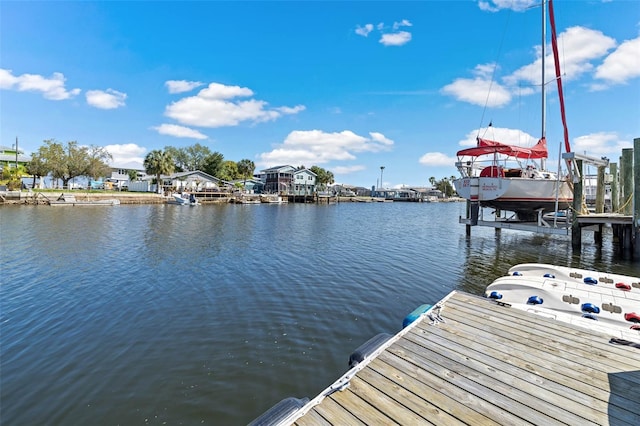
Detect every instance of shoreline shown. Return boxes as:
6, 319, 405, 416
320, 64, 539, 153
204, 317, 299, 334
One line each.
1, 190, 465, 205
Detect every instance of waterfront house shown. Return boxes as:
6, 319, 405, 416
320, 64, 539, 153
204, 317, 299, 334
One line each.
292, 169, 317, 196
232, 178, 264, 194
372, 188, 421, 201
260, 165, 296, 193
0, 145, 30, 170
132, 170, 223, 193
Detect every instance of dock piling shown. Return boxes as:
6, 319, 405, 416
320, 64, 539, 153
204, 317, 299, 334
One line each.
571, 160, 583, 248
634, 138, 639, 257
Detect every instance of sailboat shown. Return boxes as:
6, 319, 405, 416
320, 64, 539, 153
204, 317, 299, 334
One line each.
453, 0, 573, 221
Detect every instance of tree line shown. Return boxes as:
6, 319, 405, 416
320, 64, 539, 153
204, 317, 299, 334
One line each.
7, 139, 335, 191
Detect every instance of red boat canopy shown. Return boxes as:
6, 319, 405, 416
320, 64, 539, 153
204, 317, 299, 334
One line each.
456, 137, 548, 159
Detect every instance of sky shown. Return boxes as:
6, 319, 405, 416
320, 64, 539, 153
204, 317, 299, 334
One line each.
1, 0, 639, 188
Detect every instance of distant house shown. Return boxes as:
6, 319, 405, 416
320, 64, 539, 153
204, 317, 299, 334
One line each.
260, 165, 296, 193
372, 188, 421, 201
232, 178, 264, 194
292, 169, 317, 195
0, 145, 30, 170
134, 170, 223, 193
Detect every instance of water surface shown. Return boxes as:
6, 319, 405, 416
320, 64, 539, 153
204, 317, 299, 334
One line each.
1, 202, 638, 424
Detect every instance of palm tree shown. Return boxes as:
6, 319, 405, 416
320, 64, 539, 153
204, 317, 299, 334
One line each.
144, 150, 174, 194
237, 159, 255, 188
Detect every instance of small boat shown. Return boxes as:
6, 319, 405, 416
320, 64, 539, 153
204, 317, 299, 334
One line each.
453, 0, 574, 221
485, 263, 640, 341
169, 193, 199, 205
260, 194, 287, 204
49, 194, 120, 206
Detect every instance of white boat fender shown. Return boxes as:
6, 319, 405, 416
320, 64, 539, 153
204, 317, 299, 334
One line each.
527, 296, 543, 305
584, 277, 598, 285
348, 333, 392, 368
581, 303, 600, 314
248, 397, 309, 426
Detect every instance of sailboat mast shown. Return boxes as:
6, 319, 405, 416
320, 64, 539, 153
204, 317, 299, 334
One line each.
541, 0, 547, 170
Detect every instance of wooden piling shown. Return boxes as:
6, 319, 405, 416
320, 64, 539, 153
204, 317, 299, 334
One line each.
571, 160, 583, 248
634, 138, 639, 257
595, 165, 605, 213
610, 162, 618, 212
621, 148, 633, 216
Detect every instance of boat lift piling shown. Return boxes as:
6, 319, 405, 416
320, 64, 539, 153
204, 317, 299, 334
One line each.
634, 137, 640, 257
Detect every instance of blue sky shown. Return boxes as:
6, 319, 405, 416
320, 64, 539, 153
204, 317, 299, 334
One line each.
1, 0, 639, 188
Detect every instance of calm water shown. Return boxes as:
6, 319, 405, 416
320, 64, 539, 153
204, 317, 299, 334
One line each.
1, 202, 638, 425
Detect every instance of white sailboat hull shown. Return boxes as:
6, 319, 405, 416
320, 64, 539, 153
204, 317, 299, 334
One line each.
454, 176, 572, 214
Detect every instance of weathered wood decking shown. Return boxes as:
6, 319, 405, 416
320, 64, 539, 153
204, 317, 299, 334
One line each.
292, 291, 640, 425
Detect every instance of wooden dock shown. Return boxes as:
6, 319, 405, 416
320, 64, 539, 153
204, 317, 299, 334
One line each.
290, 291, 640, 425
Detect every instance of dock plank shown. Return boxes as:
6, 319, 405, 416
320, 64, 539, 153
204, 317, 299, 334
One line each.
291, 291, 640, 425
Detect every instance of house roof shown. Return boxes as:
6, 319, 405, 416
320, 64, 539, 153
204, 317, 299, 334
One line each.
0, 154, 30, 163
0, 145, 24, 153
261, 165, 295, 173
293, 168, 317, 177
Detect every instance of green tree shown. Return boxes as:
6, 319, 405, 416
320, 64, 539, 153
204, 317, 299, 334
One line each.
144, 150, 174, 193
201, 152, 224, 178
309, 166, 334, 191
85, 145, 113, 180
164, 146, 187, 172
26, 152, 48, 189
429, 176, 436, 187
435, 177, 454, 197
37, 139, 90, 188
218, 160, 239, 182
237, 159, 255, 187
127, 169, 138, 182
1, 165, 23, 190
185, 143, 212, 171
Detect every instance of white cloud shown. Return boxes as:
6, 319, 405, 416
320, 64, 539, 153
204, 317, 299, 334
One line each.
441, 63, 512, 107
164, 82, 305, 128
152, 123, 208, 139
594, 37, 640, 85
379, 31, 412, 47
355, 24, 374, 37
258, 130, 394, 168
572, 132, 632, 159
165, 80, 204, 94
457, 126, 538, 148
478, 0, 537, 13
442, 26, 617, 107
105, 143, 146, 169
392, 19, 412, 30
333, 165, 366, 174
418, 152, 456, 166
357, 20, 413, 46
0, 68, 80, 100
505, 27, 616, 88
86, 89, 127, 109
